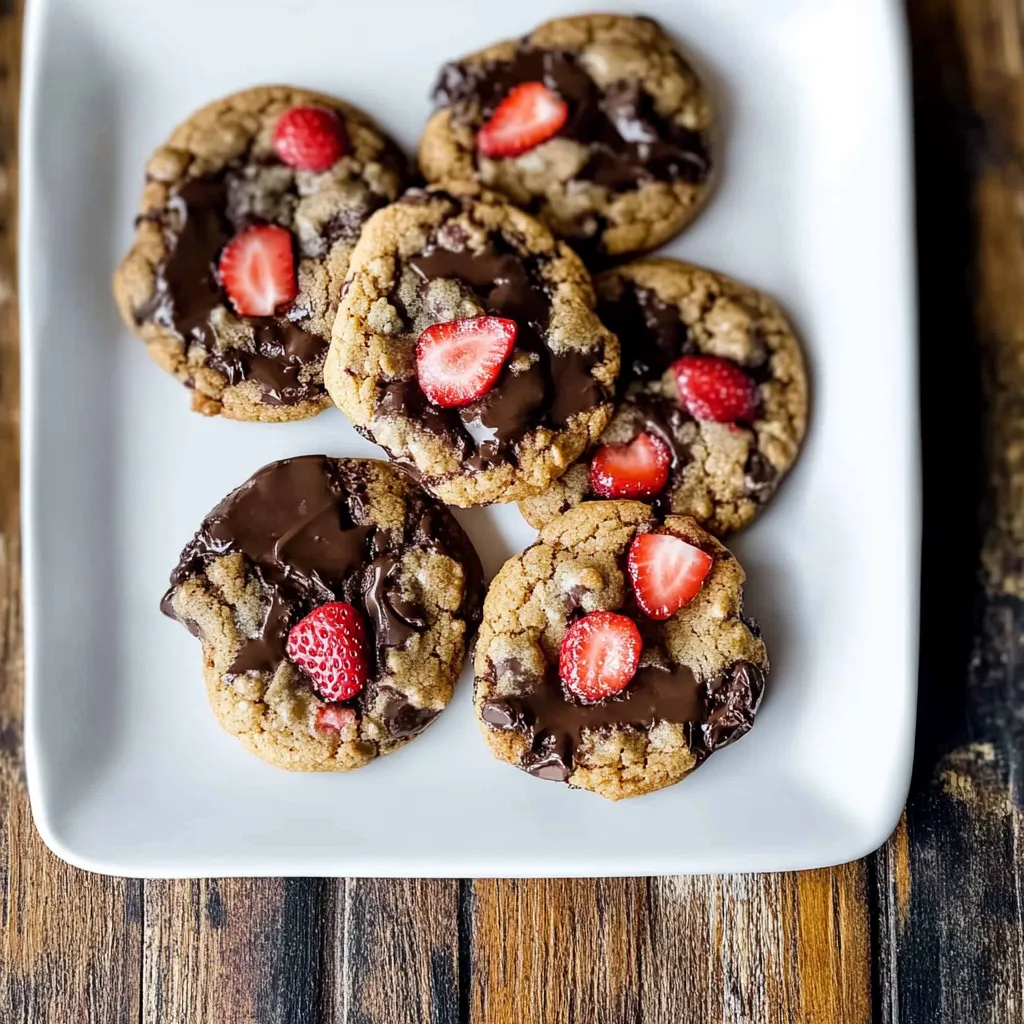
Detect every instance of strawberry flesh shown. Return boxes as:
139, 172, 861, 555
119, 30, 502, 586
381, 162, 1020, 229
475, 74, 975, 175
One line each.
314, 704, 357, 737
416, 316, 517, 408
286, 602, 368, 702
218, 224, 298, 317
590, 432, 671, 499
273, 106, 347, 172
672, 355, 758, 423
627, 532, 713, 621
477, 82, 569, 159
559, 610, 643, 703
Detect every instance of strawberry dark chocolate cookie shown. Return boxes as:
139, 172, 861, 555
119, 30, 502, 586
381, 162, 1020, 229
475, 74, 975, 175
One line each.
419, 14, 714, 261
323, 186, 619, 506
162, 457, 484, 771
519, 258, 809, 536
474, 501, 768, 800
113, 85, 408, 420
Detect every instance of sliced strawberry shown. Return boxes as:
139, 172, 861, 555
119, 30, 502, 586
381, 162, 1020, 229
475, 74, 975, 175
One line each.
286, 602, 368, 702
559, 611, 643, 703
218, 225, 298, 317
672, 355, 758, 423
273, 106, 347, 172
627, 532, 713, 621
416, 316, 517, 408
590, 432, 671, 500
477, 82, 569, 159
314, 704, 357, 737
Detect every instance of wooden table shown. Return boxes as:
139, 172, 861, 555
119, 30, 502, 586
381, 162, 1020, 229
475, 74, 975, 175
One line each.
2, 2, 1022, 1020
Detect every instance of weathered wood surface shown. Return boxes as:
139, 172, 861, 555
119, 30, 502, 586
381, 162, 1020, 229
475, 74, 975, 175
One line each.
1, 0, 1023, 1020
873, 1, 1024, 1022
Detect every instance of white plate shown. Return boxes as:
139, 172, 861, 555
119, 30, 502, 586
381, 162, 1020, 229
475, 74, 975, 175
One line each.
21, 0, 918, 877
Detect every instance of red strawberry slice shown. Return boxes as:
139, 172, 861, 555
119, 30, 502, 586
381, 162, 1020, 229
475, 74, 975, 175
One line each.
218, 225, 298, 317
590, 432, 671, 499
559, 610, 643, 703
273, 106, 347, 172
627, 532, 713, 621
672, 355, 758, 423
286, 602, 369, 702
416, 316, 517, 408
477, 82, 569, 159
314, 704, 357, 736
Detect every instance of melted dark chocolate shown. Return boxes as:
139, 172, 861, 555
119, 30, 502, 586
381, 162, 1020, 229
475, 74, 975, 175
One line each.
482, 652, 763, 783
163, 457, 484, 737
134, 172, 328, 406
377, 214, 610, 472
590, 281, 778, 512
597, 281, 693, 388
434, 46, 712, 194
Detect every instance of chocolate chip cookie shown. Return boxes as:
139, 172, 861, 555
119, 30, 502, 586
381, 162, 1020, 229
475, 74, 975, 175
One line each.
474, 500, 767, 800
419, 14, 714, 261
322, 186, 619, 506
162, 457, 484, 771
519, 259, 808, 536
113, 85, 408, 420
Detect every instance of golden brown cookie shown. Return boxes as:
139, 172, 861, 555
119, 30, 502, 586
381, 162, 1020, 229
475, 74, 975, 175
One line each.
323, 185, 619, 506
113, 85, 408, 420
474, 501, 768, 801
519, 259, 808, 535
419, 14, 714, 261
162, 457, 484, 771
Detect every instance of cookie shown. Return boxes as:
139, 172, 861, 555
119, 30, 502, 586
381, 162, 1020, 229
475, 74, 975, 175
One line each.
113, 85, 408, 420
419, 14, 714, 261
322, 186, 619, 506
474, 501, 767, 800
519, 259, 808, 535
162, 456, 484, 771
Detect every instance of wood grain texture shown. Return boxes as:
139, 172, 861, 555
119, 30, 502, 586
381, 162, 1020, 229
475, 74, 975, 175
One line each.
874, 2, 1024, 1023
340, 879, 461, 1024
143, 879, 334, 1024
468, 869, 871, 1024
469, 878, 646, 1024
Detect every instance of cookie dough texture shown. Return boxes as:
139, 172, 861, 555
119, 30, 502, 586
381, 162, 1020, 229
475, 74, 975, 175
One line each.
419, 14, 715, 260
163, 457, 483, 771
324, 186, 619, 506
113, 85, 407, 421
520, 259, 808, 535
474, 501, 768, 800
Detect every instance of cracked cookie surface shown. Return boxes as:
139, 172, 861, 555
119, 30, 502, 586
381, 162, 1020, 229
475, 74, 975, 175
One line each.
323, 185, 619, 506
163, 456, 484, 771
419, 14, 714, 262
519, 258, 808, 536
474, 501, 768, 800
113, 85, 408, 421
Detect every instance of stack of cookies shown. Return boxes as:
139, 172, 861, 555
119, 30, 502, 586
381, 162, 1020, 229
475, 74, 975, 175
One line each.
115, 14, 808, 801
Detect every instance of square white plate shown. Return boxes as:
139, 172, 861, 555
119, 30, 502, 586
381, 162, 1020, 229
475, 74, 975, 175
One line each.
21, 0, 918, 877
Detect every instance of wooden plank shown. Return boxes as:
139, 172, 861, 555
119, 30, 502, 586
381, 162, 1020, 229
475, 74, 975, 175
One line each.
339, 878, 461, 1024
874, 1, 1024, 1021
469, 878, 646, 1024
0, 2, 144, 1022
469, 870, 872, 1024
644, 867, 872, 1024
142, 878, 334, 1024
142, 878, 462, 1024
